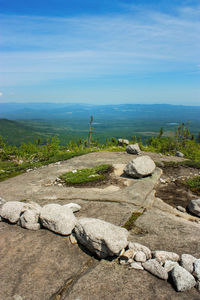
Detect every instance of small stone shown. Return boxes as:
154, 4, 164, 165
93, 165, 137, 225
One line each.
63, 203, 81, 213
180, 254, 197, 273
128, 242, 151, 260
170, 265, 196, 292
119, 248, 125, 257
176, 206, 186, 213
175, 151, 184, 158
194, 259, 200, 280
134, 251, 146, 263
143, 259, 168, 280
20, 209, 40, 230
129, 262, 144, 270
152, 250, 179, 264
126, 143, 141, 155
118, 139, 129, 146
122, 249, 135, 260
69, 233, 78, 244
160, 178, 166, 184
164, 260, 179, 272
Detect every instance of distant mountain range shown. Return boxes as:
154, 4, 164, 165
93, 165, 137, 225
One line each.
0, 103, 199, 145
0, 102, 200, 122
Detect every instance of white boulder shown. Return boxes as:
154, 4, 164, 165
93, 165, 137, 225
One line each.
1, 201, 26, 223
152, 250, 179, 264
123, 156, 156, 178
142, 259, 168, 280
74, 218, 129, 258
193, 259, 200, 280
40, 204, 77, 235
170, 265, 196, 292
180, 254, 197, 273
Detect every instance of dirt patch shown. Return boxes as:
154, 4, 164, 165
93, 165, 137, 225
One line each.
156, 164, 200, 209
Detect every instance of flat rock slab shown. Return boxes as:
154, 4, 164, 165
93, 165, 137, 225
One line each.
0, 222, 93, 300
62, 260, 200, 300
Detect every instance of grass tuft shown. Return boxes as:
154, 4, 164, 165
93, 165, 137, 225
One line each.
60, 164, 113, 186
122, 212, 142, 231
183, 176, 200, 196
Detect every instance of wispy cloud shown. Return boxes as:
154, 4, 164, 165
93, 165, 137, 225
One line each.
0, 92, 3, 96
0, 4, 200, 87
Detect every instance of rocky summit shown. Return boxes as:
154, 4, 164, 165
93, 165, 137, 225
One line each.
0, 151, 200, 300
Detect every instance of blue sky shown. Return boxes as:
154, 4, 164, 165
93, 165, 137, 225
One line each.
0, 0, 199, 105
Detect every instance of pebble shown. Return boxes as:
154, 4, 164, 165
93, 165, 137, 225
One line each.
176, 206, 186, 213
129, 262, 144, 270
134, 251, 146, 263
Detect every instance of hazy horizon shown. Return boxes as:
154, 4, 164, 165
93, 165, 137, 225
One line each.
0, 0, 199, 105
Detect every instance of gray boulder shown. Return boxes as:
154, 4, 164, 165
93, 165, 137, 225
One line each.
194, 259, 200, 280
1, 201, 26, 223
142, 259, 168, 280
187, 199, 200, 217
40, 204, 77, 235
63, 203, 81, 213
152, 250, 179, 264
74, 218, 129, 258
128, 242, 151, 260
123, 156, 156, 178
170, 265, 196, 292
180, 254, 197, 273
126, 143, 141, 155
118, 139, 129, 146
175, 151, 184, 158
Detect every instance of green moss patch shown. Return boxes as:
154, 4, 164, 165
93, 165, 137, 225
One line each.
122, 212, 142, 231
60, 164, 113, 186
183, 176, 200, 196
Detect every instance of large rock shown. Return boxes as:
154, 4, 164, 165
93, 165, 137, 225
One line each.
187, 199, 200, 217
40, 204, 77, 235
118, 139, 129, 146
74, 218, 129, 258
0, 201, 26, 223
142, 259, 168, 280
193, 259, 200, 280
126, 143, 141, 155
170, 265, 196, 292
152, 250, 179, 264
123, 156, 156, 178
180, 254, 197, 273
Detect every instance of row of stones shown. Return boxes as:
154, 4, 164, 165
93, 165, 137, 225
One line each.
119, 243, 200, 292
0, 198, 199, 294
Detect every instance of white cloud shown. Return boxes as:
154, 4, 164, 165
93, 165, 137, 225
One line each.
0, 92, 3, 96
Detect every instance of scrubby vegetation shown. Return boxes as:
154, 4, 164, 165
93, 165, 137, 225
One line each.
60, 164, 113, 186
183, 176, 200, 196
0, 122, 199, 182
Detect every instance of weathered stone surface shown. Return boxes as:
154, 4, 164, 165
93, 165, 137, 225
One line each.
1, 201, 25, 223
134, 251, 147, 262
170, 265, 196, 292
164, 260, 179, 273
0, 221, 93, 300
187, 199, 200, 217
175, 151, 184, 158
0, 197, 6, 220
121, 248, 135, 260
124, 156, 156, 178
128, 242, 151, 260
118, 138, 129, 146
40, 204, 77, 235
130, 262, 144, 270
193, 259, 200, 280
177, 206, 186, 213
126, 143, 141, 155
180, 254, 197, 273
142, 259, 168, 280
63, 202, 81, 213
74, 218, 129, 258
153, 250, 179, 264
